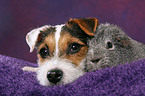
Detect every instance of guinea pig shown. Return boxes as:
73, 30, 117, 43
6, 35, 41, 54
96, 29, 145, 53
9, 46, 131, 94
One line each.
85, 23, 145, 71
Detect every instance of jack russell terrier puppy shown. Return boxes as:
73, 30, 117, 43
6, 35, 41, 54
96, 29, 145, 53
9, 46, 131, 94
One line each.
22, 18, 98, 86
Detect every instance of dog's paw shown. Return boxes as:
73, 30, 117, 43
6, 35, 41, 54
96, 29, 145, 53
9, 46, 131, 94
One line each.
22, 66, 38, 72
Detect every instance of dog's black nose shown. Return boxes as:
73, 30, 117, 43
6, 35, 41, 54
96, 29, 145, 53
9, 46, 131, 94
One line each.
47, 69, 63, 84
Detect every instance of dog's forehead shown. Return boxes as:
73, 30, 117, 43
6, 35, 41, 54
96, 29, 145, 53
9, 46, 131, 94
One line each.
37, 23, 90, 46
38, 24, 88, 65
36, 24, 64, 46
40, 23, 91, 42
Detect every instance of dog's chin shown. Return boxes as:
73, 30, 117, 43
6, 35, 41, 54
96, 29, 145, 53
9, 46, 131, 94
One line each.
36, 59, 85, 86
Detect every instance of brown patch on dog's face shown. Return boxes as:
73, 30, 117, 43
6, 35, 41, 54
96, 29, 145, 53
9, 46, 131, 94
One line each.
35, 18, 98, 67
58, 31, 88, 66
37, 33, 55, 65
44, 34, 55, 54
65, 45, 88, 66
37, 30, 88, 66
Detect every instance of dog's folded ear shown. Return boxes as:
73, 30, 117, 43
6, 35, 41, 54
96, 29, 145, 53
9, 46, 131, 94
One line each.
67, 17, 99, 36
26, 25, 50, 52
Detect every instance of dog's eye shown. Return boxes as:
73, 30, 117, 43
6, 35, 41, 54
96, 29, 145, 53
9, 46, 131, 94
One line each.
68, 43, 82, 54
39, 47, 49, 58
106, 41, 113, 49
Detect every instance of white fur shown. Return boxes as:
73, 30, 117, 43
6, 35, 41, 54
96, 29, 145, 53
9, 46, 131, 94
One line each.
25, 24, 86, 86
54, 24, 65, 56
36, 24, 86, 86
37, 58, 84, 86
26, 25, 50, 52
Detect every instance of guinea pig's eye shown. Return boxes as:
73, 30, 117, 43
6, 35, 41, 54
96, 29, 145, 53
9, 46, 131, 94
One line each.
106, 41, 113, 49
39, 47, 49, 58
67, 43, 82, 54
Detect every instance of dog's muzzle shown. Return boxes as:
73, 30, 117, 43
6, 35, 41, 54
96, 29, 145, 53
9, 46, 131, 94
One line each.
37, 58, 85, 86
47, 69, 63, 84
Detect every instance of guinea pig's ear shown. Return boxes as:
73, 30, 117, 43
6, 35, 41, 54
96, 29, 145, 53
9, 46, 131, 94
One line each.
26, 25, 50, 53
115, 36, 131, 47
67, 17, 99, 36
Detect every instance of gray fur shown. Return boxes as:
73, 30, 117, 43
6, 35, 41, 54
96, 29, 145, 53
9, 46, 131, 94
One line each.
86, 23, 145, 71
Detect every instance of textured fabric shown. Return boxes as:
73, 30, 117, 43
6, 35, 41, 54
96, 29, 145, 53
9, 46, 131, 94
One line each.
0, 54, 145, 96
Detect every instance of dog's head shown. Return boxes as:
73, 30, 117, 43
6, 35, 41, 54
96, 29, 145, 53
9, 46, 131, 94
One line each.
26, 18, 98, 86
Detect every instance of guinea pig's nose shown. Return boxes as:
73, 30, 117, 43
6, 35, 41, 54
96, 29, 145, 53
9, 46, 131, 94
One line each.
47, 69, 63, 84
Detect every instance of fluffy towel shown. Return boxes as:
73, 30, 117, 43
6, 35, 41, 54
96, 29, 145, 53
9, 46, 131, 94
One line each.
0, 54, 145, 96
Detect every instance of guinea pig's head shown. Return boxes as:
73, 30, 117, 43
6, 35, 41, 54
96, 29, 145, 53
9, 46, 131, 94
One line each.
86, 23, 132, 71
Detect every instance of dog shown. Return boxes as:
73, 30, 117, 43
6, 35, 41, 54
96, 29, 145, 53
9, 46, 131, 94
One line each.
22, 18, 99, 86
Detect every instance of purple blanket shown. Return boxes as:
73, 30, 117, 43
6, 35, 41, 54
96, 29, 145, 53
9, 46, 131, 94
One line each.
0, 54, 145, 96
